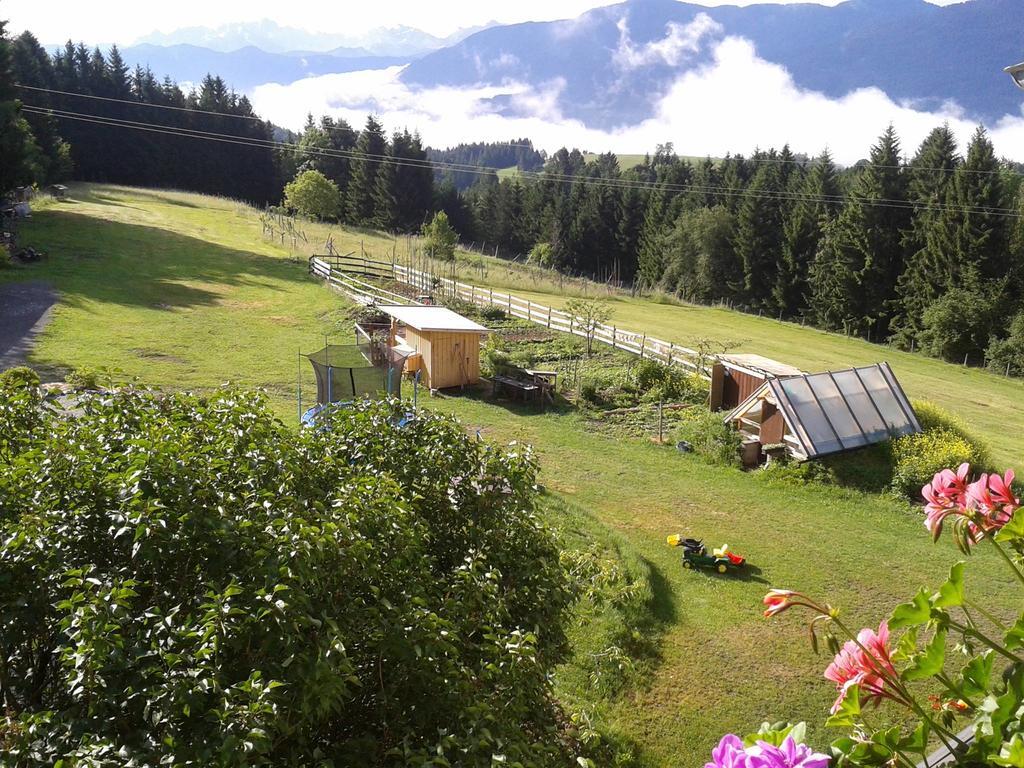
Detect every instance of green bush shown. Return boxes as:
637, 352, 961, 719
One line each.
633, 359, 708, 404
675, 409, 742, 467
479, 304, 507, 322
0, 385, 575, 766
890, 426, 991, 498
0, 365, 40, 389
986, 311, 1024, 377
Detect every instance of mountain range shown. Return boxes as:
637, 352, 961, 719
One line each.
133, 19, 492, 57
112, 1, 1023, 130
402, 0, 1024, 128
118, 44, 405, 90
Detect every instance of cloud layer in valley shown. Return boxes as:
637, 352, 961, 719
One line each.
251, 15, 1024, 164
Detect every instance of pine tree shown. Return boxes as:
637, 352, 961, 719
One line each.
915, 127, 1008, 361
347, 116, 387, 225
775, 151, 840, 315
733, 156, 785, 309
809, 126, 909, 338
0, 18, 40, 193
892, 125, 961, 344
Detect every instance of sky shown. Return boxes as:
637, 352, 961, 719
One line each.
5, 0, 966, 44
8, 0, 1015, 164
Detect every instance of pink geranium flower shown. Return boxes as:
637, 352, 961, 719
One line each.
706, 735, 830, 768
922, 465, 1019, 544
824, 621, 905, 714
706, 734, 749, 768
967, 470, 1019, 534
748, 736, 830, 768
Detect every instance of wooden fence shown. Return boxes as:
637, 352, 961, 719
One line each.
309, 255, 708, 377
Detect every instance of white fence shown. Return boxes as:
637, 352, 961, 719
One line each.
309, 256, 708, 377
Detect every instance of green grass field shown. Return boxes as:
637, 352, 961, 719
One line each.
4, 184, 1020, 766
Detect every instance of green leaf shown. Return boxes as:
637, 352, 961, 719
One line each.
1005, 616, 1024, 651
903, 629, 947, 681
889, 589, 933, 629
992, 734, 1024, 767
826, 684, 861, 728
892, 626, 919, 664
959, 651, 995, 699
932, 561, 966, 608
995, 508, 1024, 543
899, 722, 929, 753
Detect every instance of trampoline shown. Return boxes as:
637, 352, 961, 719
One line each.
298, 341, 412, 426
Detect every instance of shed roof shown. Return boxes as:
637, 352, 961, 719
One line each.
718, 354, 803, 378
727, 362, 921, 459
378, 305, 489, 333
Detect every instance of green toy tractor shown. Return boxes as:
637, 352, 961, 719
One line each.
667, 535, 746, 574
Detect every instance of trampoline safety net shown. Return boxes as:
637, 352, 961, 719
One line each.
305, 344, 409, 404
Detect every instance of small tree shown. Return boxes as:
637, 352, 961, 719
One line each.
528, 242, 554, 268
566, 297, 613, 356
422, 210, 458, 261
283, 169, 341, 221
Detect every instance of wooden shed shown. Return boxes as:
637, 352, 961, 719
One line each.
378, 305, 489, 390
710, 354, 803, 412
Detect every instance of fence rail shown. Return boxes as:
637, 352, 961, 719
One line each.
309, 255, 709, 378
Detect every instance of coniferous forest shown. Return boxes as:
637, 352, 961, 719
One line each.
4, 24, 1024, 375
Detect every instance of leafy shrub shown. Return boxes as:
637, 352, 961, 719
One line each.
888, 401, 993, 497
282, 169, 341, 220
675, 409, 742, 467
986, 311, 1024, 376
633, 359, 708, 404
0, 385, 574, 766
65, 366, 105, 389
579, 377, 602, 404
479, 304, 507, 322
421, 210, 458, 260
0, 365, 39, 389
890, 427, 990, 498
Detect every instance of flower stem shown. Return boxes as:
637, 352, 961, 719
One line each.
964, 598, 1008, 633
946, 619, 1023, 665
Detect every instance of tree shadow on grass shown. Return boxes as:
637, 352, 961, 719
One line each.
16, 209, 311, 313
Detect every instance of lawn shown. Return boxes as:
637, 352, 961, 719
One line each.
5, 184, 1021, 766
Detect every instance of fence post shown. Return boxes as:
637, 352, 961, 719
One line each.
612, 327, 617, 349
508, 293, 512, 312
640, 335, 646, 359
527, 300, 531, 321
547, 306, 552, 328
668, 343, 674, 366
489, 288, 493, 306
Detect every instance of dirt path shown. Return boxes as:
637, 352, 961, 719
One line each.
0, 280, 57, 371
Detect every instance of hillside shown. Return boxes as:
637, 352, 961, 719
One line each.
5, 184, 1023, 766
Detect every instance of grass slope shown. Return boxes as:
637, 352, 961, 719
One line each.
5, 184, 1020, 765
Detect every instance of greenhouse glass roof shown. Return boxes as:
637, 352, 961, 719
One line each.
731, 363, 921, 459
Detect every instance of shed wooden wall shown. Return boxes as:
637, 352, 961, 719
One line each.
405, 328, 482, 389
711, 364, 770, 411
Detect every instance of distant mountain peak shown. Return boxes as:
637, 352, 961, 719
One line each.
134, 18, 487, 57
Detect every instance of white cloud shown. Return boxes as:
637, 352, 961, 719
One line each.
613, 13, 723, 70
251, 33, 1024, 164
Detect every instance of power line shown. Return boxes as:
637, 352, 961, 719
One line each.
21, 103, 1023, 218
19, 82, 1018, 180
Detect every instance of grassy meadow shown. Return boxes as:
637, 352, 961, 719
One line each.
4, 184, 1022, 766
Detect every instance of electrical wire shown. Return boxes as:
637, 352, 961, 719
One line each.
18, 82, 1018, 179
21, 103, 1023, 218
